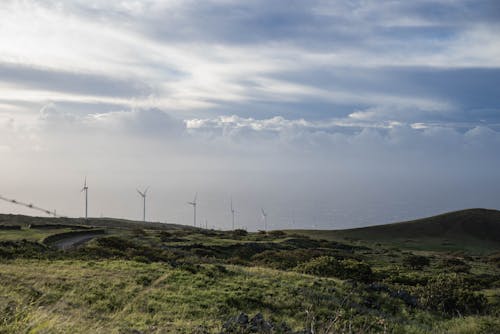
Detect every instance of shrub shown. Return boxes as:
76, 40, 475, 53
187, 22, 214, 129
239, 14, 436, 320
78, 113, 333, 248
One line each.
96, 236, 135, 251
340, 259, 374, 282
296, 256, 374, 282
487, 252, 500, 268
268, 230, 286, 238
418, 273, 487, 316
232, 229, 248, 237
158, 231, 172, 242
441, 258, 471, 273
132, 228, 146, 236
403, 254, 430, 270
386, 272, 429, 286
251, 249, 328, 270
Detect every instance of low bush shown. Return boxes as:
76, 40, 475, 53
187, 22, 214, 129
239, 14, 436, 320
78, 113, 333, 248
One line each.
158, 231, 172, 242
251, 249, 330, 270
132, 228, 146, 236
487, 252, 500, 268
441, 258, 471, 273
88, 236, 179, 263
386, 272, 429, 286
418, 273, 487, 316
296, 256, 374, 282
267, 230, 286, 238
232, 229, 248, 237
0, 240, 54, 259
403, 254, 430, 270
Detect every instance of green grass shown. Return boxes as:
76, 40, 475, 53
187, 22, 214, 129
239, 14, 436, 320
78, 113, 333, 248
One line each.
0, 228, 74, 242
1, 258, 497, 333
289, 208, 500, 254
0, 210, 499, 333
0, 259, 340, 332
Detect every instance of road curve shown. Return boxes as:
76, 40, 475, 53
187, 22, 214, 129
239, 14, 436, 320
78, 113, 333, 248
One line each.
53, 233, 103, 250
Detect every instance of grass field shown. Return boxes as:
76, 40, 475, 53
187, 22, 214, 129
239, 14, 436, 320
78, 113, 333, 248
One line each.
289, 209, 500, 254
0, 209, 499, 333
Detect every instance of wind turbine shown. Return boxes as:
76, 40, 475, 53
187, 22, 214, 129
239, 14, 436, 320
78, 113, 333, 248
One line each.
137, 187, 149, 222
261, 208, 268, 232
230, 198, 236, 230
187, 193, 197, 227
81, 177, 88, 221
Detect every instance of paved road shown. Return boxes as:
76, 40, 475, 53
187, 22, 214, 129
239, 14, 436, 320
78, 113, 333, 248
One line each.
53, 233, 103, 251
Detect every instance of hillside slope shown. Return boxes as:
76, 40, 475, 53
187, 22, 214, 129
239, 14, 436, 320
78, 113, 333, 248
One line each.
293, 209, 500, 253
0, 214, 190, 231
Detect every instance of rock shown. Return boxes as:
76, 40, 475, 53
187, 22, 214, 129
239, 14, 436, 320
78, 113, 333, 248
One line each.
390, 289, 418, 307
249, 313, 273, 333
221, 312, 314, 333
237, 312, 249, 325
367, 282, 390, 292
193, 325, 210, 334
221, 312, 249, 333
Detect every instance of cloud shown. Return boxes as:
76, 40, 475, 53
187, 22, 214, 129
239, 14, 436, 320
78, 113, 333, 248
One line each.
38, 104, 184, 138
0, 0, 499, 228
0, 0, 498, 123
0, 63, 153, 98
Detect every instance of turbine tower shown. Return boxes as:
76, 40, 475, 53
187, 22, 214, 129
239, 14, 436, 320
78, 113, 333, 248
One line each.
81, 177, 88, 221
187, 193, 197, 227
137, 187, 149, 222
230, 198, 235, 230
261, 208, 268, 232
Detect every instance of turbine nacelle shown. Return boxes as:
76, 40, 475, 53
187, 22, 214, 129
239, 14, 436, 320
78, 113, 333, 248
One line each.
81, 177, 88, 192
261, 208, 268, 232
137, 186, 149, 222
188, 193, 198, 227
137, 187, 149, 198
81, 177, 89, 220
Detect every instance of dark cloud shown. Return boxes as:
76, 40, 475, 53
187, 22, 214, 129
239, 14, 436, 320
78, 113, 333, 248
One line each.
51, 1, 499, 48
0, 62, 152, 98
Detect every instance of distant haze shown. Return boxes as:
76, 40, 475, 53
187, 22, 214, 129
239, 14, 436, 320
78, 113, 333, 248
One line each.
0, 1, 499, 230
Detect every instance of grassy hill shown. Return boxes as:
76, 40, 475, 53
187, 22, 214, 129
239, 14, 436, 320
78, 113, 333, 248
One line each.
0, 213, 191, 231
0, 209, 499, 332
291, 209, 500, 253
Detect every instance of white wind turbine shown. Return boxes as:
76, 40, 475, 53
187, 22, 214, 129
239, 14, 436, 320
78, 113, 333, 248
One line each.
81, 177, 89, 221
137, 187, 149, 222
230, 198, 236, 230
187, 193, 197, 227
261, 208, 268, 232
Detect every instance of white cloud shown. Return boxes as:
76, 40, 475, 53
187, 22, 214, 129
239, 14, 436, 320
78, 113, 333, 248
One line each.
0, 0, 499, 228
0, 0, 498, 122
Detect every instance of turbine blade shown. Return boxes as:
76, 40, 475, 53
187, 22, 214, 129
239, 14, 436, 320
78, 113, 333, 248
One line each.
193, 192, 198, 203
81, 177, 87, 192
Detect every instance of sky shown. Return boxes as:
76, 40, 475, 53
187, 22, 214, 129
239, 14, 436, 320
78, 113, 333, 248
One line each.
0, 0, 499, 230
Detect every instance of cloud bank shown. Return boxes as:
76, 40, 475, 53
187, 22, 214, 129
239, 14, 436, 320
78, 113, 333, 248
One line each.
0, 0, 499, 229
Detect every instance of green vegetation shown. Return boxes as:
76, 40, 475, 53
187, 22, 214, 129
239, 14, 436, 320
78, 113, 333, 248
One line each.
296, 256, 374, 282
289, 209, 500, 253
418, 274, 487, 316
0, 209, 499, 333
402, 254, 431, 270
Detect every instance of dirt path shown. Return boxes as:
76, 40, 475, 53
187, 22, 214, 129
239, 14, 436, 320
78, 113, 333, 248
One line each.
53, 233, 103, 250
